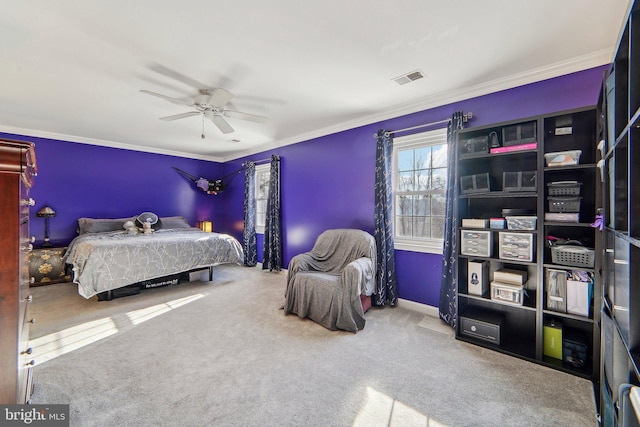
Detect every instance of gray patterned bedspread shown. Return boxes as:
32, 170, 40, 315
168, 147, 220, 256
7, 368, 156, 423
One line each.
64, 228, 244, 298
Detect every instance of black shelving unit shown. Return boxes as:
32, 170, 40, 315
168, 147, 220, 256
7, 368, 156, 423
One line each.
454, 107, 602, 385
599, 1, 640, 425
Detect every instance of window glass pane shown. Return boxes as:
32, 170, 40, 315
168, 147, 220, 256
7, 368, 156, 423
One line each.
396, 216, 413, 237
257, 171, 270, 198
431, 167, 447, 190
397, 171, 414, 191
431, 195, 446, 216
431, 216, 445, 239
392, 129, 447, 250
431, 144, 448, 168
414, 146, 431, 169
413, 217, 430, 238
396, 195, 413, 216
397, 149, 414, 172
415, 169, 431, 191
413, 195, 429, 216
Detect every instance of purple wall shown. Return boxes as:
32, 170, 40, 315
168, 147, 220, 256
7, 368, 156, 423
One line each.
2, 66, 606, 307
0, 133, 223, 248
221, 66, 607, 307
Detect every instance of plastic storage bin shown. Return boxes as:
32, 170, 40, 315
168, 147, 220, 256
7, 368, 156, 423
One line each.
505, 216, 537, 230
499, 232, 534, 262
548, 196, 581, 213
550, 246, 595, 268
547, 181, 582, 196
490, 281, 524, 305
544, 150, 582, 167
460, 230, 492, 257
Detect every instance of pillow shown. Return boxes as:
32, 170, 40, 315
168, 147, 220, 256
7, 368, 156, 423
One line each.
159, 216, 192, 229
78, 217, 136, 235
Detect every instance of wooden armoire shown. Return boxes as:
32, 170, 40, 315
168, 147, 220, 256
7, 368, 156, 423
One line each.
0, 139, 37, 404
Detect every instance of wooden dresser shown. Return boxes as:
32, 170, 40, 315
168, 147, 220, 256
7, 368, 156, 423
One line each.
0, 139, 37, 404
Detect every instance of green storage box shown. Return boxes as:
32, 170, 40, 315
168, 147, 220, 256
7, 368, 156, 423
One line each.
544, 319, 563, 360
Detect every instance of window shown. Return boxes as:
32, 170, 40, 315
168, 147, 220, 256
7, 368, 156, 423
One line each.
393, 128, 448, 254
255, 164, 270, 234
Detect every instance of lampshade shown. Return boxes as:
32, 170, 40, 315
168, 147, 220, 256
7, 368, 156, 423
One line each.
198, 221, 212, 233
37, 205, 57, 217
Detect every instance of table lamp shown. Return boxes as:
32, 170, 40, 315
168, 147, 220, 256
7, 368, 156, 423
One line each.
37, 205, 56, 248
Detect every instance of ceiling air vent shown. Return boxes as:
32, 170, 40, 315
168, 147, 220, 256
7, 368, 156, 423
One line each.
392, 69, 425, 85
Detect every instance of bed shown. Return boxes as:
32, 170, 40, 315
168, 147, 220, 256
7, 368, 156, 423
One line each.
63, 215, 244, 299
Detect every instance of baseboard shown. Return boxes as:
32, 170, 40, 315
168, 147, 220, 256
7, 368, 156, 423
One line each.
398, 298, 439, 318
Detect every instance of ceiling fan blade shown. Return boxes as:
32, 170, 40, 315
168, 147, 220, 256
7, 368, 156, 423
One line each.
207, 88, 234, 108
159, 111, 201, 121
140, 90, 194, 106
223, 110, 268, 123
209, 114, 234, 134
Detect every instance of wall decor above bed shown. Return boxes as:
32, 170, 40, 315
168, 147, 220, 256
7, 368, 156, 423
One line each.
172, 166, 246, 195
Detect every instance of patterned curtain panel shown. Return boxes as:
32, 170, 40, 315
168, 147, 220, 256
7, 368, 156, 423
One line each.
243, 161, 257, 267
262, 155, 282, 271
438, 111, 465, 327
373, 130, 398, 306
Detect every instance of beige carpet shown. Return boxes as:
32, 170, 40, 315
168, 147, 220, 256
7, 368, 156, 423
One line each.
28, 264, 598, 427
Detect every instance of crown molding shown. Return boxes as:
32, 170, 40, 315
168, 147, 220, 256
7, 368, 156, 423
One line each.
222, 48, 613, 162
1, 48, 614, 165
0, 125, 226, 162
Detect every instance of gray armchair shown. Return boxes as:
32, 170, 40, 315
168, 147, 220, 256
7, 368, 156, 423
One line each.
283, 229, 376, 332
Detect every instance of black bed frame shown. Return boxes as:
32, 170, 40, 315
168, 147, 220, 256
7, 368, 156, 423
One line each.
97, 266, 214, 301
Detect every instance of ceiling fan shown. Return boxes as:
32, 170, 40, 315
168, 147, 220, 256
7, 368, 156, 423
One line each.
140, 87, 267, 138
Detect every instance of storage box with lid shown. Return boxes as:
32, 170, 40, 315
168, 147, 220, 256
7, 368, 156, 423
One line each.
544, 150, 582, 167
505, 216, 537, 230
490, 281, 525, 305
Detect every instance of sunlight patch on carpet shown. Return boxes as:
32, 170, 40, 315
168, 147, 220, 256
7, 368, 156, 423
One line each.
352, 386, 448, 427
30, 294, 206, 365
126, 293, 205, 325
31, 317, 118, 365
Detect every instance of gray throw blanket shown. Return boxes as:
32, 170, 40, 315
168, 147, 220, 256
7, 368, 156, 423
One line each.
284, 229, 376, 332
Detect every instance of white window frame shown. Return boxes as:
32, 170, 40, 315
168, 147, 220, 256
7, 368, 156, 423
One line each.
255, 163, 270, 234
392, 128, 448, 254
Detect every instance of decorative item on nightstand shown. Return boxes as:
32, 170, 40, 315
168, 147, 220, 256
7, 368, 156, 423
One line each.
36, 205, 56, 248
29, 247, 71, 286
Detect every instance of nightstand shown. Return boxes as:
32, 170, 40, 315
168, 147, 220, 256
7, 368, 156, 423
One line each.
29, 247, 71, 286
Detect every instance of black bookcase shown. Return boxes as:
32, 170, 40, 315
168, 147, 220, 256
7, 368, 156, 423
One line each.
599, 1, 640, 425
454, 107, 602, 383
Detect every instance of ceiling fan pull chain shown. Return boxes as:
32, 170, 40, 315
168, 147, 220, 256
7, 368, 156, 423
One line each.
201, 114, 205, 139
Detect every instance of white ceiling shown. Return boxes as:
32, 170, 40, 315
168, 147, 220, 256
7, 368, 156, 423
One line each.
0, 1, 631, 162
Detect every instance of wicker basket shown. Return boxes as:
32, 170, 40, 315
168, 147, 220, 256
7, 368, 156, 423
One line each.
550, 245, 595, 268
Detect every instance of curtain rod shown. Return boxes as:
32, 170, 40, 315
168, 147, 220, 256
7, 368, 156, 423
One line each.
375, 112, 474, 137
241, 157, 272, 166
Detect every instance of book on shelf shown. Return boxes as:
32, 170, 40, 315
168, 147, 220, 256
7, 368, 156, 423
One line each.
490, 142, 537, 154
